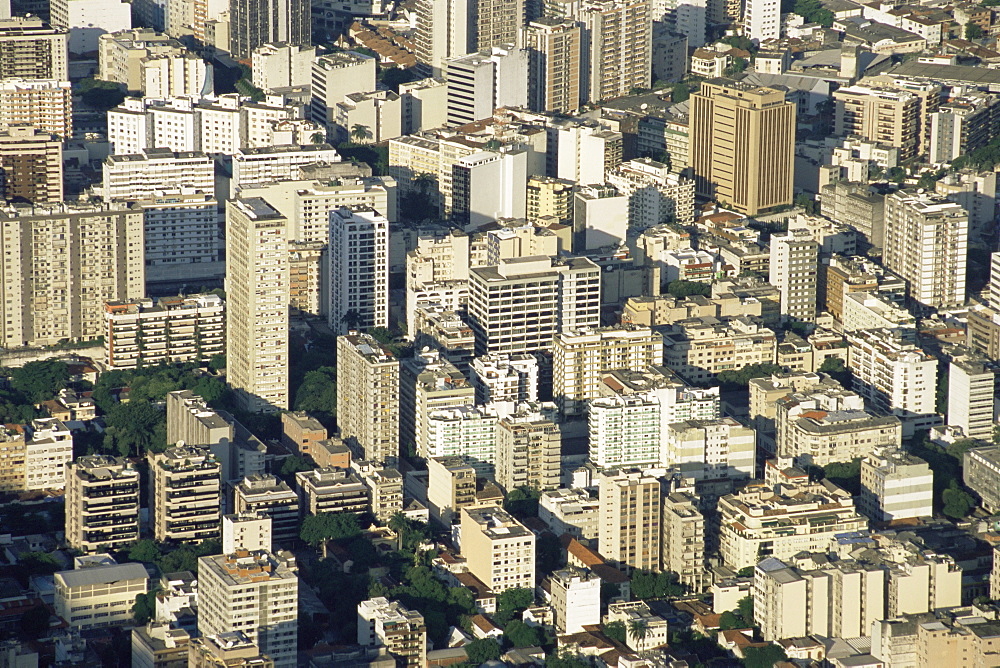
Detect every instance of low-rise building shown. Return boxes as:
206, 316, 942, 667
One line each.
964, 446, 1000, 514
295, 467, 369, 517
547, 567, 601, 634
357, 597, 426, 667
103, 294, 225, 369
55, 556, 148, 630
605, 601, 669, 652
662, 316, 777, 384
233, 474, 301, 548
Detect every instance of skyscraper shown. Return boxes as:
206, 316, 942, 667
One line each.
328, 207, 389, 334
690, 79, 795, 216
414, 0, 526, 76
226, 197, 290, 413
230, 0, 311, 60
337, 332, 400, 465
574, 0, 651, 103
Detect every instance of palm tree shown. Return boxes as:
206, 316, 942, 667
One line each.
629, 620, 649, 648
389, 512, 408, 550
412, 172, 436, 192
340, 309, 363, 330
310, 131, 326, 144
350, 123, 373, 144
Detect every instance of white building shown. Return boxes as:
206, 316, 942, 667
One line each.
746, 0, 780, 42
50, 0, 131, 54
137, 191, 220, 285
252, 43, 316, 91
947, 352, 998, 441
444, 46, 530, 126
102, 149, 214, 201
0, 79, 72, 139
425, 405, 499, 475
664, 418, 756, 480
310, 51, 377, 128
54, 557, 148, 630
573, 183, 630, 250
221, 512, 272, 553
103, 294, 225, 369
539, 488, 600, 542
328, 207, 388, 333
589, 394, 662, 469
769, 228, 819, 325
231, 144, 341, 196
606, 157, 696, 229
451, 149, 528, 230
470, 353, 539, 407
859, 447, 933, 521
548, 567, 601, 634
22, 418, 73, 491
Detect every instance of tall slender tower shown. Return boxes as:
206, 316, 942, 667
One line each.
230, 0, 311, 61
521, 18, 582, 113
414, 0, 526, 76
226, 197, 290, 413
574, 0, 651, 103
690, 79, 795, 216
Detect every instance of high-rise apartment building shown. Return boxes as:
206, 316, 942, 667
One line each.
470, 353, 539, 406
769, 228, 819, 325
588, 395, 662, 469
572, 0, 651, 103
833, 85, 922, 162
745, 0, 780, 42
0, 125, 63, 203
0, 201, 144, 348
336, 333, 400, 465
65, 456, 141, 553
103, 294, 225, 369
496, 405, 561, 492
606, 157, 697, 229
427, 456, 478, 526
148, 445, 222, 543
460, 506, 536, 592
310, 51, 376, 128
357, 598, 427, 668
882, 190, 967, 311
690, 80, 795, 216
548, 567, 601, 634
948, 352, 998, 441
663, 418, 756, 480
329, 207, 389, 334
400, 348, 475, 460
233, 474, 301, 547
598, 469, 662, 573
222, 512, 272, 553
859, 447, 933, 521
662, 492, 707, 592
0, 418, 73, 492
230, 0, 310, 60
521, 18, 582, 114
101, 149, 214, 201
468, 256, 601, 356
0, 79, 71, 139
198, 551, 298, 668
425, 406, 498, 475
553, 325, 664, 416
0, 18, 68, 80
413, 0, 525, 76
226, 198, 289, 413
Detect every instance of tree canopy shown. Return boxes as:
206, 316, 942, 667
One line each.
300, 512, 362, 546
666, 280, 712, 299
8, 360, 70, 403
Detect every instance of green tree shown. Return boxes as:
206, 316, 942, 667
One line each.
723, 56, 748, 77
77, 78, 126, 111
495, 587, 534, 626
132, 590, 157, 624
504, 486, 542, 518
603, 620, 627, 644
716, 363, 785, 390
628, 619, 649, 644
822, 459, 862, 495
311, 132, 327, 144
666, 279, 711, 299
293, 367, 337, 416
208, 354, 227, 371
18, 552, 61, 576
19, 605, 50, 638
743, 644, 789, 668
280, 455, 315, 478
505, 619, 545, 647
536, 532, 564, 574
942, 480, 975, 519
350, 124, 374, 143
9, 360, 70, 403
545, 651, 591, 668
966, 23, 985, 40
718, 611, 743, 630
300, 512, 362, 555
465, 638, 501, 663
127, 539, 161, 564
818, 356, 851, 387
340, 309, 364, 329
887, 166, 907, 183
737, 596, 754, 626
103, 401, 165, 457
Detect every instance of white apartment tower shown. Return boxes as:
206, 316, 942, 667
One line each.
859, 447, 933, 521
769, 228, 819, 325
336, 332, 400, 465
883, 190, 967, 311
745, 0, 780, 42
328, 207, 388, 334
225, 197, 290, 413
947, 352, 997, 441
598, 469, 663, 572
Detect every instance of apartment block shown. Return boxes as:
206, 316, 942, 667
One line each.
337, 333, 400, 465
605, 601, 669, 652
470, 353, 539, 406
769, 228, 819, 325
821, 254, 904, 320
0, 125, 62, 204
226, 198, 289, 413
661, 316, 777, 384
102, 149, 213, 201
357, 598, 426, 668
553, 325, 664, 416
222, 512, 272, 553
548, 567, 601, 634
329, 207, 388, 334
859, 446, 933, 521
460, 507, 535, 592
841, 291, 915, 332
690, 80, 794, 216
468, 256, 601, 356
521, 18, 582, 114
571, 0, 651, 103
947, 352, 998, 441
819, 183, 887, 251
280, 411, 326, 458
229, 0, 310, 60
834, 85, 922, 161
295, 467, 369, 517
103, 294, 224, 369
525, 175, 575, 226
233, 474, 301, 548
662, 492, 707, 592
252, 43, 315, 91
0, 426, 24, 492
231, 144, 341, 195
137, 191, 220, 285
309, 51, 376, 128
539, 488, 600, 544
413, 311, 474, 372
588, 394, 663, 469
427, 456, 478, 526
187, 633, 274, 668
55, 557, 148, 630
0, 17, 69, 80
606, 158, 697, 229
496, 405, 561, 492
664, 418, 756, 481
847, 328, 937, 430
965, 446, 1000, 514
148, 445, 221, 543
288, 240, 325, 317
598, 469, 663, 573
928, 90, 1000, 165
425, 405, 498, 475
0, 78, 71, 138
356, 463, 403, 524
65, 456, 141, 553
882, 190, 967, 311
719, 478, 868, 570
17, 418, 72, 491
198, 551, 298, 668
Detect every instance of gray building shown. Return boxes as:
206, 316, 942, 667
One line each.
965, 446, 1000, 513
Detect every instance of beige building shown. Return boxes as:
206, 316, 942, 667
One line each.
690, 80, 795, 216
605, 601, 669, 652
0, 79, 71, 138
460, 506, 535, 592
280, 411, 326, 458
103, 294, 225, 369
357, 463, 404, 524
427, 456, 479, 526
65, 456, 140, 553
859, 446, 933, 521
0, 419, 71, 492
521, 18, 582, 114
719, 478, 869, 570
233, 474, 301, 548
598, 469, 662, 573
148, 445, 222, 543
525, 175, 575, 225
539, 488, 600, 543
661, 316, 777, 384
0, 17, 69, 81
662, 491, 707, 592
496, 405, 561, 492
833, 85, 923, 161
131, 622, 191, 668
287, 240, 325, 317
226, 197, 289, 413
0, 425, 25, 492
337, 332, 400, 465
55, 556, 148, 630
198, 551, 298, 668
553, 324, 664, 416
664, 418, 756, 481
0, 201, 143, 348
571, 0, 651, 103
400, 348, 475, 460
0, 125, 63, 204
188, 632, 274, 668
295, 467, 369, 516
357, 597, 427, 668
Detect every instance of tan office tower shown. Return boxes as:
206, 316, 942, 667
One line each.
521, 18, 582, 114
225, 197, 289, 413
336, 332, 400, 465
690, 80, 795, 216
0, 18, 69, 80
575, 0, 651, 103
0, 125, 63, 203
598, 468, 662, 572
148, 445, 222, 543
65, 455, 141, 553
0, 202, 144, 348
